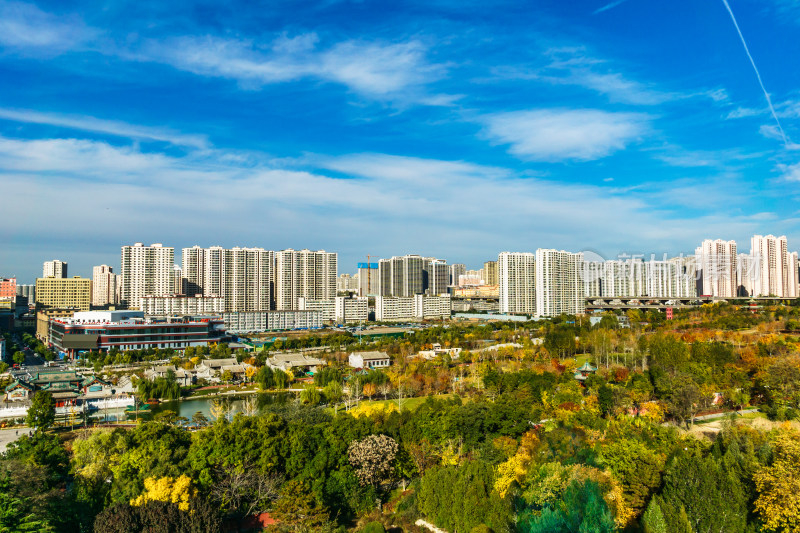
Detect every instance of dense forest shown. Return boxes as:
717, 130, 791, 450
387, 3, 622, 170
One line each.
3, 301, 800, 532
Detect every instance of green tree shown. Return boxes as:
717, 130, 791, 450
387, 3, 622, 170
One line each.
641, 497, 667, 533
12, 351, 25, 364
600, 438, 664, 518
93, 499, 221, 533
417, 461, 510, 532
517, 480, 615, 533
256, 366, 274, 389
269, 480, 329, 532
323, 382, 343, 405
299, 384, 321, 406
659, 452, 747, 533
26, 391, 55, 431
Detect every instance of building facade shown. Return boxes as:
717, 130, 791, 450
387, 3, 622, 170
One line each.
695, 239, 738, 297
0, 278, 16, 299
275, 249, 337, 310
120, 243, 175, 308
535, 249, 585, 317
49, 311, 226, 357
425, 260, 450, 295
43, 260, 67, 279
35, 276, 92, 311
357, 263, 379, 296
498, 252, 536, 315
375, 295, 451, 321
222, 310, 322, 333
751, 235, 799, 297
483, 261, 498, 286
92, 265, 117, 308
139, 295, 225, 316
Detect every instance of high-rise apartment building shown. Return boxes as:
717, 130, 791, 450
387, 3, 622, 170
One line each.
643, 259, 696, 298
225, 247, 274, 312
337, 273, 359, 293
91, 265, 117, 307
275, 249, 337, 310
483, 261, 498, 286
535, 249, 585, 317
695, 239, 737, 297
0, 278, 16, 299
425, 260, 450, 295
751, 235, 799, 297
35, 276, 92, 311
120, 243, 175, 309
173, 265, 184, 295
449, 264, 466, 287
357, 263, 379, 296
43, 260, 67, 279
498, 252, 536, 315
378, 255, 425, 297
183, 246, 275, 311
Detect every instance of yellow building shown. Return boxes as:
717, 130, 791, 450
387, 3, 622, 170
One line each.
36, 308, 79, 342
35, 276, 92, 312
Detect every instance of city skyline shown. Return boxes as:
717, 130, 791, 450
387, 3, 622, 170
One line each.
2, 1, 800, 278
5, 233, 800, 285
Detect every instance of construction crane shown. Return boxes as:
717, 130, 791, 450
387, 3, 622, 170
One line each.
365, 255, 376, 297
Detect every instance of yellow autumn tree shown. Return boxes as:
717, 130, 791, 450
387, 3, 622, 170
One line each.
348, 401, 398, 418
495, 431, 539, 498
130, 475, 196, 511
754, 430, 800, 531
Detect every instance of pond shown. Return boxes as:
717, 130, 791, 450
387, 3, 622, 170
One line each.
90, 392, 295, 423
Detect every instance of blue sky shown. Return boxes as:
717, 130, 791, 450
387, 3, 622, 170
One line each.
1, 0, 800, 282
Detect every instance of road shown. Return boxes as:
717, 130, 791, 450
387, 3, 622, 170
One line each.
0, 426, 32, 454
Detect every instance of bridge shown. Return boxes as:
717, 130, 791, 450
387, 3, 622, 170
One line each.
585, 296, 794, 311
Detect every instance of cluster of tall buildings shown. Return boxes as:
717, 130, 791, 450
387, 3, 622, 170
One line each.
694, 235, 798, 298
4, 233, 799, 340
132, 244, 337, 312
499, 250, 585, 317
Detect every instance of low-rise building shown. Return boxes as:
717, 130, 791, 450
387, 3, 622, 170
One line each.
297, 298, 336, 322
418, 343, 462, 360
348, 350, 391, 369
335, 296, 369, 324
223, 310, 322, 333
139, 295, 225, 316
144, 364, 196, 387
37, 308, 79, 343
268, 353, 327, 373
195, 358, 241, 381
49, 311, 226, 358
375, 295, 451, 322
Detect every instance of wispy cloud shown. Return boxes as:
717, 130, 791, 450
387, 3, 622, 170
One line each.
721, 0, 788, 145
0, 108, 209, 149
0, 0, 97, 53
143, 34, 446, 101
778, 162, 800, 181
481, 108, 649, 162
0, 132, 769, 270
593, 0, 631, 15
493, 47, 727, 106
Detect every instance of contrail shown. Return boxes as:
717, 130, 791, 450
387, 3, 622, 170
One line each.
721, 0, 788, 145
594, 0, 629, 14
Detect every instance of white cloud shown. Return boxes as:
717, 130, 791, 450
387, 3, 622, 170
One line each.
778, 162, 800, 181
0, 0, 96, 52
494, 47, 728, 107
0, 108, 209, 148
0, 133, 781, 277
146, 34, 444, 100
481, 109, 648, 161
